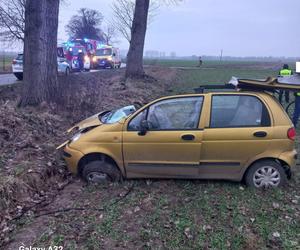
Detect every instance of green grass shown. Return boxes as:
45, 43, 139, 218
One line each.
31, 180, 300, 250
144, 59, 264, 68
0, 55, 14, 72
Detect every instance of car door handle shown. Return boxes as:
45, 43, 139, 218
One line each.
253, 131, 267, 137
181, 134, 195, 141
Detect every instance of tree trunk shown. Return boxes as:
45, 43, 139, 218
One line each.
125, 0, 149, 79
19, 0, 60, 106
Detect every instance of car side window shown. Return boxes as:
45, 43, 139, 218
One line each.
128, 109, 147, 131
147, 97, 203, 130
210, 95, 270, 128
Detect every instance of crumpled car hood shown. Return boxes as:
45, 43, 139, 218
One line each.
67, 111, 108, 133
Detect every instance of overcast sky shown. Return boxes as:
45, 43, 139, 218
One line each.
59, 0, 300, 57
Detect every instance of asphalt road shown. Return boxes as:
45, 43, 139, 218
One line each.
0, 73, 19, 86
0, 64, 126, 86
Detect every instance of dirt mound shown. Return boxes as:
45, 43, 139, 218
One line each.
0, 100, 71, 245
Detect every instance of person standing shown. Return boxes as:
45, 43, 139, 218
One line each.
198, 56, 203, 67
278, 64, 293, 103
78, 49, 84, 71
292, 92, 300, 127
66, 49, 73, 68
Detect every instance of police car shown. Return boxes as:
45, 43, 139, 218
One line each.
11, 53, 71, 80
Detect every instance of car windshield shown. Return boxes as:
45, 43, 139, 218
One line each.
100, 105, 136, 124
96, 48, 112, 56
70, 47, 85, 56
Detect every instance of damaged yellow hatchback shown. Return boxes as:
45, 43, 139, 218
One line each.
58, 79, 298, 188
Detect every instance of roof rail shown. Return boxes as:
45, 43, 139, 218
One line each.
194, 84, 236, 93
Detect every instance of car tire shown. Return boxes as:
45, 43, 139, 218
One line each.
65, 67, 70, 76
82, 160, 121, 184
245, 160, 287, 188
14, 73, 23, 81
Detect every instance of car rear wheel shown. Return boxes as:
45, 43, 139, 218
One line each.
14, 73, 23, 80
82, 160, 121, 184
245, 160, 287, 188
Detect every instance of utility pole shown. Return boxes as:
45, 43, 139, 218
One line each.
2, 50, 5, 72
220, 49, 223, 62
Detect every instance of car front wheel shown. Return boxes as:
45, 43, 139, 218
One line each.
82, 160, 121, 184
245, 160, 287, 188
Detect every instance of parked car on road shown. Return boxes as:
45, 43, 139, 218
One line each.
58, 80, 297, 188
92, 46, 121, 69
57, 57, 71, 76
11, 52, 71, 80
12, 54, 23, 80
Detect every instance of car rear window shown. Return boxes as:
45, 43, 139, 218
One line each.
210, 95, 271, 128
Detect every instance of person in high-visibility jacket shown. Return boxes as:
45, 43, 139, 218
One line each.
293, 92, 300, 127
278, 64, 293, 103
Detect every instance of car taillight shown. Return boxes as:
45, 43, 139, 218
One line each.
12, 60, 17, 65
287, 127, 296, 141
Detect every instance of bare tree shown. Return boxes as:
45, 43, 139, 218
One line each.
125, 0, 150, 78
66, 8, 105, 41
111, 0, 158, 43
0, 0, 25, 42
125, 0, 183, 78
101, 23, 118, 45
19, 0, 60, 106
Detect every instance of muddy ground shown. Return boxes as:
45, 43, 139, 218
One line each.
0, 66, 299, 250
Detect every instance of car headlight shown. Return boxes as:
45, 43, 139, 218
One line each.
92, 57, 97, 62
107, 56, 112, 61
71, 132, 81, 142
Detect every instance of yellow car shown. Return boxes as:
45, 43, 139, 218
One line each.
58, 83, 297, 188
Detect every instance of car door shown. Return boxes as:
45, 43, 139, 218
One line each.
123, 96, 205, 178
200, 94, 272, 179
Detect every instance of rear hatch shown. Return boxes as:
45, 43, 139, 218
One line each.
231, 76, 300, 91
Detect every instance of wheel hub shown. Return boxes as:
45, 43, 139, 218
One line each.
87, 172, 109, 183
253, 166, 281, 188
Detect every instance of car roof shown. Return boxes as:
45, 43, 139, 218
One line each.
150, 91, 273, 105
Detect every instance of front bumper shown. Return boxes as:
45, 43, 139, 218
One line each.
96, 59, 111, 67
63, 144, 84, 174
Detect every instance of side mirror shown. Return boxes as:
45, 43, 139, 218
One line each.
112, 53, 116, 57
138, 120, 149, 136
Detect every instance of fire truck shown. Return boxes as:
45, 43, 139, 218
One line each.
68, 38, 99, 57
63, 38, 106, 69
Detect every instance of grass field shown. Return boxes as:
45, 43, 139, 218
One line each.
31, 180, 300, 249
0, 55, 14, 72
145, 59, 290, 94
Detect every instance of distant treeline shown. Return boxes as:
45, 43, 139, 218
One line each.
143, 55, 299, 62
